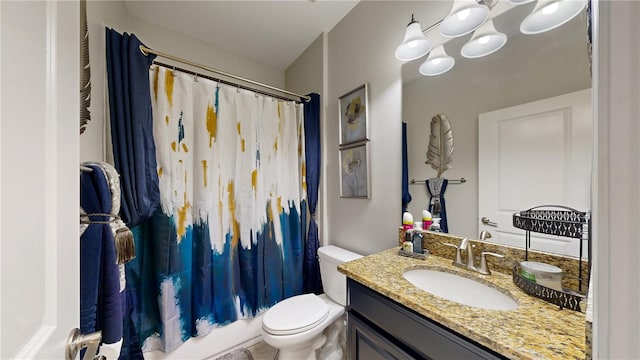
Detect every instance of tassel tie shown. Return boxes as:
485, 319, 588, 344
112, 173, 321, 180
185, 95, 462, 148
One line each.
81, 212, 136, 265
81, 161, 137, 265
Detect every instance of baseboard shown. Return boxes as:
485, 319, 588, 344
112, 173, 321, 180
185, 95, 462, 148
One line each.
143, 314, 265, 360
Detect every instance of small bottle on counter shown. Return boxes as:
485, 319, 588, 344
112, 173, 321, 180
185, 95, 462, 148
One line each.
412, 222, 423, 254
402, 212, 414, 231
402, 240, 413, 253
422, 210, 432, 230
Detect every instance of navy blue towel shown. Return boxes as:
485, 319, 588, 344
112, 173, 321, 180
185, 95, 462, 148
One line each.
80, 165, 123, 344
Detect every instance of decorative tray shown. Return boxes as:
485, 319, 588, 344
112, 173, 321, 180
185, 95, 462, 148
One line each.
512, 265, 586, 312
512, 207, 588, 239
512, 205, 591, 295
398, 248, 429, 260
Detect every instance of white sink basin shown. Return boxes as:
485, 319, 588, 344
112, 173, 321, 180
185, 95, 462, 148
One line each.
403, 269, 519, 311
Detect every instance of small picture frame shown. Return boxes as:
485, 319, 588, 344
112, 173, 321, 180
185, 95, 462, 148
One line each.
338, 84, 369, 145
339, 141, 370, 198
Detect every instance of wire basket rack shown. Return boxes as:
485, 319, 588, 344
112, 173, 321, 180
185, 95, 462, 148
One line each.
512, 205, 591, 311
511, 265, 586, 311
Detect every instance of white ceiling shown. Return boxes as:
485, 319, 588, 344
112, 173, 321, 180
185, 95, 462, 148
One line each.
123, 0, 360, 71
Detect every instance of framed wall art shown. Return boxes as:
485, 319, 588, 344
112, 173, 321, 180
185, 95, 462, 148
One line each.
339, 141, 370, 198
338, 84, 369, 145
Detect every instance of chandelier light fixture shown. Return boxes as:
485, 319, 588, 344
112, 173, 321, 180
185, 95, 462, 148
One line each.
396, 0, 588, 76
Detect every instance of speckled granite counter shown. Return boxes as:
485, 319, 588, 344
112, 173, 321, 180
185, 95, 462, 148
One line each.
339, 248, 586, 360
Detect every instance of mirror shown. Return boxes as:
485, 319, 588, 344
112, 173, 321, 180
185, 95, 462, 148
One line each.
402, 2, 592, 246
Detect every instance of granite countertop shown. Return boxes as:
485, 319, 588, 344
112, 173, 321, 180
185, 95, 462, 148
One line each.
338, 248, 586, 360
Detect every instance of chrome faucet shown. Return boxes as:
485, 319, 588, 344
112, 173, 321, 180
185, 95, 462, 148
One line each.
444, 238, 475, 270
460, 238, 478, 271
445, 237, 504, 275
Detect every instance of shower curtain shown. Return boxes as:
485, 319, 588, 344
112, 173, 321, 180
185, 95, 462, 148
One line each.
303, 93, 322, 295
126, 66, 306, 352
401, 122, 412, 216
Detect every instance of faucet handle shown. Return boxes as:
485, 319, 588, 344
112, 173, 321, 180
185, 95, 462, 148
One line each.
478, 252, 504, 275
444, 243, 464, 267
479, 230, 492, 241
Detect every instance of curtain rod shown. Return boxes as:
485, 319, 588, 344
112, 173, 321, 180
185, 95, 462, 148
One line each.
139, 45, 311, 102
410, 177, 466, 185
153, 62, 301, 104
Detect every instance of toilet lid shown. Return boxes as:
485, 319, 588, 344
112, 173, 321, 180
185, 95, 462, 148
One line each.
262, 294, 329, 335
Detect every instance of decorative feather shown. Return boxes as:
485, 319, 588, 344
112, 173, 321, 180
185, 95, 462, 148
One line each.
80, 0, 91, 135
425, 113, 454, 177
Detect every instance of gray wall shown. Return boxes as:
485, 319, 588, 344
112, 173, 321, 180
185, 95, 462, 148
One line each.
594, 1, 640, 357
286, 33, 325, 96
285, 33, 327, 243
325, 1, 417, 255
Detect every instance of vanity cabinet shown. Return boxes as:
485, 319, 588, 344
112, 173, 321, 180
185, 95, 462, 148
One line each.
346, 279, 506, 360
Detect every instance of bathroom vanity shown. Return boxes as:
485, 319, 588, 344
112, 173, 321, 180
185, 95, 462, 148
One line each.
347, 279, 505, 359
339, 248, 586, 359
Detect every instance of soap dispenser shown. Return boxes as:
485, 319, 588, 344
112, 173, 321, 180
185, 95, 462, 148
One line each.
430, 218, 442, 232
412, 222, 423, 254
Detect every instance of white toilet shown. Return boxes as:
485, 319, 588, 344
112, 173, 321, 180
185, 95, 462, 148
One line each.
261, 245, 362, 360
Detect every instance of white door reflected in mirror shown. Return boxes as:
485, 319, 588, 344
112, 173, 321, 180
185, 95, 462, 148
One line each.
478, 89, 592, 258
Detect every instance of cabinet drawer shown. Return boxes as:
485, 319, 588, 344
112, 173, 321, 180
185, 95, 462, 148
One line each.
348, 313, 416, 360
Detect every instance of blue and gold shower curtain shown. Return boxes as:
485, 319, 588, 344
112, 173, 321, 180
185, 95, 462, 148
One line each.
127, 66, 306, 352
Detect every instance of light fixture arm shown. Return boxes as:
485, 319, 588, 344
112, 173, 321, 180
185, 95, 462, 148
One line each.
422, 19, 444, 34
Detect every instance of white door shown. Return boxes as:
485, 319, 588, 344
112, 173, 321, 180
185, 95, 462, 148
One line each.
1, 1, 80, 359
478, 89, 592, 257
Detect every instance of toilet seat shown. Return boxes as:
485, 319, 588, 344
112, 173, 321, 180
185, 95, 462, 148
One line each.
262, 294, 329, 336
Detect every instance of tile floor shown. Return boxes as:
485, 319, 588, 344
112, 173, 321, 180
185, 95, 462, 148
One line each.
247, 341, 278, 360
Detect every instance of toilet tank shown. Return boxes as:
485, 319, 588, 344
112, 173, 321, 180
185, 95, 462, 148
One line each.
317, 245, 362, 306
